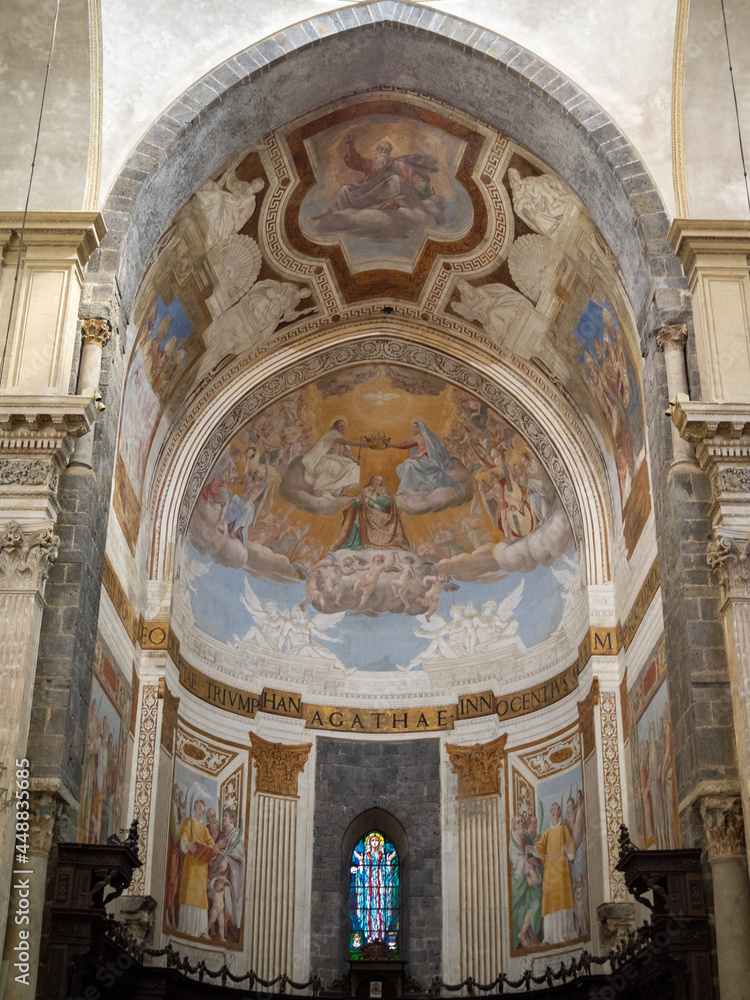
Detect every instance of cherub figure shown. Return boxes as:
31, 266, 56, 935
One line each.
417, 572, 451, 622
390, 553, 420, 611
352, 552, 397, 608
208, 875, 232, 941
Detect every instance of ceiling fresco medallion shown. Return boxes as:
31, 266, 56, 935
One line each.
282, 98, 494, 301
298, 113, 474, 273
178, 363, 582, 684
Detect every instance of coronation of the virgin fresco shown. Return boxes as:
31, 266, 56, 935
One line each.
179, 365, 579, 680
112, 91, 651, 696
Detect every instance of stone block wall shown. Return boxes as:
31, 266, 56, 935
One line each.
310, 737, 442, 988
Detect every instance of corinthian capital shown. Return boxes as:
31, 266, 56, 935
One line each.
707, 530, 750, 601
249, 733, 312, 797
80, 317, 112, 348
700, 796, 745, 861
0, 520, 59, 593
445, 734, 507, 798
656, 323, 688, 352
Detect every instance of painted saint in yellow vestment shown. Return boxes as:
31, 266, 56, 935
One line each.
177, 800, 219, 937
534, 815, 576, 916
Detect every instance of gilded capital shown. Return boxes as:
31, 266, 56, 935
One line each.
80, 317, 112, 348
707, 531, 750, 601
249, 733, 312, 797
0, 520, 59, 593
700, 796, 746, 861
656, 323, 688, 352
445, 733, 507, 798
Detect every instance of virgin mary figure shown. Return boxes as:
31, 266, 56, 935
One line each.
389, 420, 461, 495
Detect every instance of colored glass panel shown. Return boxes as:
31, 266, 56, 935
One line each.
349, 831, 400, 960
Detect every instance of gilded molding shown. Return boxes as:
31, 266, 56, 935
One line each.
129, 684, 159, 895
577, 677, 599, 761
700, 796, 746, 861
600, 692, 627, 902
445, 734, 507, 799
0, 521, 59, 593
84, 0, 104, 212
249, 732, 312, 797
80, 317, 112, 348
670, 0, 690, 217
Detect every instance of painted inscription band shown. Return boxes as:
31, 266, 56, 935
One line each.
176, 655, 585, 733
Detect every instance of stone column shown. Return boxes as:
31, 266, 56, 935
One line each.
1, 792, 62, 998
71, 317, 111, 469
674, 405, 750, 875
248, 733, 311, 982
0, 398, 93, 954
0, 524, 58, 957
444, 735, 507, 980
699, 797, 750, 1000
656, 323, 696, 469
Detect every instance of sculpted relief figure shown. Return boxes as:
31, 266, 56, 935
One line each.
196, 165, 265, 244
451, 279, 531, 345
507, 168, 571, 240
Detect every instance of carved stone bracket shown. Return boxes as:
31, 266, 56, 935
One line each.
445, 734, 507, 798
249, 732, 312, 797
0, 520, 59, 593
27, 790, 64, 855
0, 396, 96, 519
707, 531, 750, 601
80, 317, 112, 348
700, 796, 746, 862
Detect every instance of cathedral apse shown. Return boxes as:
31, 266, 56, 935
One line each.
179, 364, 580, 683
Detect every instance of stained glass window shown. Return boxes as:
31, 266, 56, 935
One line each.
349, 830, 400, 960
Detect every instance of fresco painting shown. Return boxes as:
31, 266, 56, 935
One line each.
299, 115, 473, 270
629, 648, 680, 850
78, 638, 130, 843
182, 365, 580, 675
509, 764, 588, 953
115, 293, 198, 550
573, 299, 646, 512
164, 758, 246, 946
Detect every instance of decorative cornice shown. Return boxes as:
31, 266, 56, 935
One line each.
445, 734, 507, 799
0, 213, 106, 268
668, 219, 750, 278
707, 530, 750, 601
656, 323, 688, 352
80, 317, 112, 348
673, 401, 750, 528
700, 796, 746, 861
249, 732, 312, 798
0, 397, 96, 518
0, 520, 59, 593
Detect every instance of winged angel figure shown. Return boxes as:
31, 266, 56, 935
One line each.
397, 581, 524, 672
234, 578, 354, 675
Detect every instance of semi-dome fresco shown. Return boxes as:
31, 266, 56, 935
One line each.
180, 365, 579, 680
